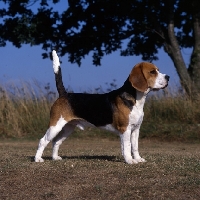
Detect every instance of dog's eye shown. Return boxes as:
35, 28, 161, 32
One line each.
150, 70, 157, 74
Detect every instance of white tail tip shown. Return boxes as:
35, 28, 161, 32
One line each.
52, 50, 60, 74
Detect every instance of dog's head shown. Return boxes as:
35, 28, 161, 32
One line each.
128, 62, 169, 92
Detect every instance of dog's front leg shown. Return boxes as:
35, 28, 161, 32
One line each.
131, 128, 146, 163
120, 128, 138, 164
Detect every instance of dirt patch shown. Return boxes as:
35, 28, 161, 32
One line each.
0, 138, 200, 199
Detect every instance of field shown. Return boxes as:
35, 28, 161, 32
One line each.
0, 137, 200, 200
0, 82, 200, 199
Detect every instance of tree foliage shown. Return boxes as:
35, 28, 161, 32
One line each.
0, 0, 200, 96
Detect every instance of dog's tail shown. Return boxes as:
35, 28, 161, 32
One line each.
52, 50, 67, 97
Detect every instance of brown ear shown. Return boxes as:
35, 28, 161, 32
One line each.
129, 63, 148, 92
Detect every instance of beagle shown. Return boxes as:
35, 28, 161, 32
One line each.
35, 50, 169, 164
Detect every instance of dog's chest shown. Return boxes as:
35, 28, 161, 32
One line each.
128, 98, 145, 129
129, 106, 143, 126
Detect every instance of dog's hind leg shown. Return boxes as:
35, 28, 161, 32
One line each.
35, 116, 67, 162
52, 123, 75, 160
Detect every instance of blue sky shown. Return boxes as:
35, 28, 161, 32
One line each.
0, 42, 185, 92
0, 0, 192, 92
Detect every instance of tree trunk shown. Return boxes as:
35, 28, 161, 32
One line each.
164, 22, 193, 96
164, 0, 193, 96
187, 10, 200, 98
163, 0, 197, 97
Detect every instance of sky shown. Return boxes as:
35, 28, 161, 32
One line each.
0, 42, 186, 92
0, 0, 192, 93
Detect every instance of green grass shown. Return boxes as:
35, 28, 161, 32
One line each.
0, 81, 200, 141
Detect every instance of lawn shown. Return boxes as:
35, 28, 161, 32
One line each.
0, 138, 199, 199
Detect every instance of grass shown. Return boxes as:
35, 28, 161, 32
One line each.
0, 81, 55, 138
0, 81, 200, 141
0, 82, 200, 199
0, 139, 199, 199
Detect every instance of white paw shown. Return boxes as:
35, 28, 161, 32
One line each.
35, 157, 44, 162
52, 156, 62, 161
135, 157, 146, 163
125, 157, 139, 164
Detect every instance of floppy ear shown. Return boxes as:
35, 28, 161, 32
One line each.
129, 63, 148, 92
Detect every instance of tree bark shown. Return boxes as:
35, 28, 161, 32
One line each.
188, 10, 200, 98
165, 22, 193, 96
164, 0, 193, 96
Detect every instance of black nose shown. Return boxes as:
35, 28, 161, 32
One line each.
165, 75, 170, 81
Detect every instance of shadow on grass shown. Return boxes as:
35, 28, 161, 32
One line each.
30, 155, 121, 162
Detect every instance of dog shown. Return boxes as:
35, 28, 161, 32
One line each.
35, 50, 169, 164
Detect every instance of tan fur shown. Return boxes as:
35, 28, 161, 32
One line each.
112, 96, 133, 133
141, 63, 159, 88
49, 97, 75, 126
129, 62, 158, 92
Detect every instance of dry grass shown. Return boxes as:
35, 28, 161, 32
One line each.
0, 138, 200, 199
0, 81, 55, 138
0, 82, 200, 141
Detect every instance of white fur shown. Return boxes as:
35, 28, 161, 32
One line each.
52, 123, 75, 160
35, 116, 67, 162
154, 71, 168, 89
35, 118, 95, 162
52, 50, 60, 74
99, 124, 121, 134
120, 90, 148, 164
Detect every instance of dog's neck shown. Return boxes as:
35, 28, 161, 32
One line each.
121, 78, 150, 98
114, 78, 150, 110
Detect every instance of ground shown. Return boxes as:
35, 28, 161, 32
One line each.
0, 138, 200, 200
